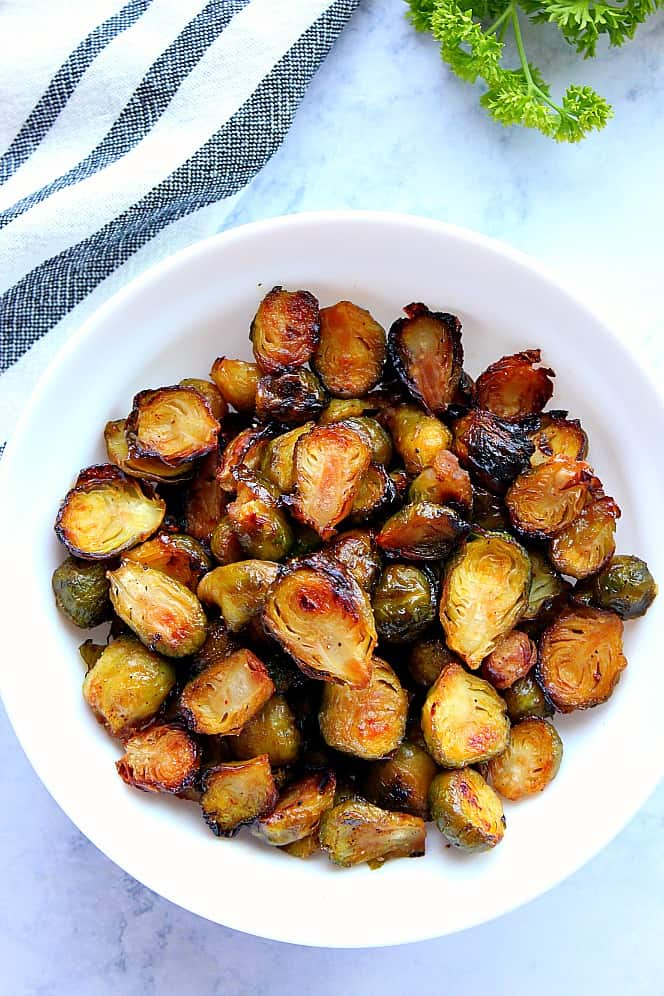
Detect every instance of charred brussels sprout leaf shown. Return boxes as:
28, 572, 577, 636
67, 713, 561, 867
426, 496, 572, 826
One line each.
231, 694, 302, 765
488, 719, 563, 801
388, 303, 463, 415
261, 422, 314, 494
429, 768, 505, 851
226, 493, 293, 562
523, 550, 566, 621
503, 672, 553, 721
255, 771, 336, 846
182, 450, 227, 542
575, 555, 657, 619
201, 755, 278, 836
255, 370, 326, 425
474, 350, 554, 421
104, 419, 193, 483
123, 533, 212, 590
313, 301, 386, 398
349, 464, 398, 525
319, 799, 426, 867
319, 657, 407, 759
210, 516, 244, 565
529, 412, 588, 467
376, 501, 469, 561
179, 648, 275, 735
548, 497, 620, 579
216, 425, 272, 493
408, 634, 457, 687
125, 386, 220, 466
79, 639, 105, 671
52, 557, 111, 628
386, 404, 453, 475
209, 357, 259, 413
250, 286, 320, 375
363, 742, 438, 820
408, 450, 473, 513
116, 724, 200, 794
372, 564, 437, 644
324, 529, 383, 593
481, 630, 537, 690
197, 560, 279, 632
453, 410, 535, 495
506, 456, 601, 539
179, 377, 227, 421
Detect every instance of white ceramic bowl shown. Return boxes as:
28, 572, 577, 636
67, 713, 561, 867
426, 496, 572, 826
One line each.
1, 211, 663, 948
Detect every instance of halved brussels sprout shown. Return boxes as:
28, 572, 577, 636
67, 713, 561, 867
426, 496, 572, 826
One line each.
255, 370, 326, 425
503, 671, 553, 721
319, 657, 407, 759
179, 648, 275, 735
452, 409, 535, 494
209, 357, 260, 413
487, 719, 563, 800
261, 423, 314, 493
538, 605, 627, 712
313, 301, 386, 397
319, 799, 426, 867
217, 425, 272, 492
474, 349, 554, 420
386, 404, 453, 475
363, 742, 438, 820
348, 464, 398, 524
83, 636, 176, 737
421, 661, 510, 767
574, 555, 657, 619
324, 529, 382, 592
116, 724, 200, 794
342, 416, 393, 465
548, 496, 620, 579
407, 634, 457, 687
522, 549, 566, 621
376, 501, 469, 561
506, 456, 601, 539
79, 639, 105, 671
388, 303, 463, 415
481, 630, 537, 690
190, 618, 238, 675
429, 768, 505, 851
529, 411, 588, 467
179, 377, 227, 421
231, 694, 302, 765
201, 755, 278, 836
125, 386, 220, 466
182, 449, 227, 542
440, 533, 531, 669
52, 557, 111, 628
372, 564, 437, 644
108, 561, 208, 657
255, 771, 336, 846
408, 450, 473, 513
292, 422, 371, 539
123, 533, 212, 590
262, 555, 377, 687
197, 560, 280, 632
104, 419, 193, 483
250, 286, 320, 375
209, 516, 244, 565
226, 493, 293, 561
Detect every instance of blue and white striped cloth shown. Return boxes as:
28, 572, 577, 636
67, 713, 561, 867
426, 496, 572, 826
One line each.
0, 0, 360, 442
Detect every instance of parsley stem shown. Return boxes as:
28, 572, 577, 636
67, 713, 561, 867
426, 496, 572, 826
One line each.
486, 5, 513, 36
511, 6, 534, 92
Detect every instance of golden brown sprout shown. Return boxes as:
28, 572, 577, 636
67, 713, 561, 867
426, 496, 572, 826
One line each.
179, 648, 275, 735
407, 634, 457, 687
116, 724, 200, 793
255, 370, 326, 425
548, 496, 620, 579
231, 694, 302, 765
182, 449, 227, 542
324, 529, 382, 592
215, 426, 269, 492
262, 555, 377, 687
197, 560, 279, 632
125, 386, 219, 466
104, 419, 193, 483
474, 350, 554, 420
255, 771, 336, 846
319, 799, 426, 867
209, 516, 244, 565
538, 605, 627, 712
83, 636, 176, 737
503, 672, 553, 721
388, 303, 463, 415
123, 533, 212, 590
313, 301, 386, 397
209, 357, 260, 414
421, 662, 510, 767
376, 501, 469, 560
487, 719, 563, 800
318, 398, 379, 424
429, 768, 505, 851
226, 492, 293, 561
108, 561, 208, 657
280, 832, 320, 858
481, 630, 537, 690
506, 456, 601, 540
55, 465, 166, 560
574, 555, 658, 620
408, 449, 473, 513
179, 377, 227, 421
522, 550, 566, 621
373, 564, 437, 644
386, 404, 453, 475
201, 755, 278, 836
52, 557, 111, 628
250, 286, 320, 375
529, 413, 588, 467
349, 464, 398, 524
440, 533, 531, 669
363, 742, 437, 820
452, 409, 535, 494
261, 423, 314, 493
319, 657, 407, 759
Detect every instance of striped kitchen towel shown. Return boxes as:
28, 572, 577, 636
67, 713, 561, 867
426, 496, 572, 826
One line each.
0, 0, 360, 418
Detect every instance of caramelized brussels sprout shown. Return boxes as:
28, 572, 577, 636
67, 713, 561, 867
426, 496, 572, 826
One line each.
388, 303, 463, 415
386, 404, 453, 475
421, 662, 510, 767
104, 419, 193, 483
255, 771, 336, 846
197, 560, 279, 632
481, 630, 537, 690
522, 549, 565, 621
313, 301, 386, 397
342, 416, 393, 465
226, 493, 293, 561
179, 648, 275, 735
231, 694, 302, 765
55, 465, 166, 559
474, 350, 554, 420
452, 409, 535, 494
125, 386, 220, 466
363, 742, 437, 819
123, 533, 212, 590
529, 412, 588, 467
376, 501, 469, 560
201, 755, 278, 836
255, 370, 326, 425
108, 561, 207, 657
250, 286, 320, 375
440, 533, 531, 668
407, 634, 457, 687
217, 425, 272, 492
182, 449, 227, 542
179, 377, 227, 421
472, 488, 510, 531
209, 357, 260, 413
261, 423, 314, 493
506, 456, 601, 539
190, 618, 238, 675
349, 464, 398, 524
319, 657, 407, 759
429, 768, 505, 851
318, 398, 378, 424
503, 671, 553, 721
263, 555, 377, 687
83, 636, 176, 737
548, 497, 620, 579
574, 555, 657, 619
52, 557, 111, 628
372, 564, 437, 644
319, 799, 426, 867
116, 724, 200, 794
325, 529, 382, 592
209, 515, 244, 565
538, 605, 627, 712
79, 639, 105, 671
487, 719, 563, 800
389, 467, 410, 499
408, 449, 473, 513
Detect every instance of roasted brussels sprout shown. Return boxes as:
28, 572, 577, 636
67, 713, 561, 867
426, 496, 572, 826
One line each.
348, 464, 398, 524
292, 422, 371, 539
548, 497, 620, 580
503, 671, 553, 721
318, 398, 378, 424
179, 377, 227, 421
481, 630, 537, 690
262, 555, 377, 687
250, 286, 320, 375
108, 561, 208, 657
487, 719, 563, 800
261, 422, 314, 493
116, 724, 200, 794
474, 350, 554, 420
440, 533, 531, 668
255, 771, 336, 846
429, 768, 505, 851
538, 605, 627, 712
255, 370, 326, 425
363, 742, 437, 819
388, 303, 463, 415
123, 533, 212, 590
452, 409, 535, 494
574, 555, 657, 619
408, 450, 473, 513
324, 529, 382, 592
342, 416, 393, 465
226, 493, 293, 561
376, 501, 469, 561
407, 634, 457, 687
506, 456, 601, 539
197, 560, 279, 632
421, 662, 510, 767
529, 412, 588, 467
201, 755, 278, 836
190, 618, 238, 675
522, 549, 565, 621
231, 694, 302, 765
52, 557, 111, 628
372, 564, 437, 644
313, 301, 386, 397
217, 425, 272, 492
386, 404, 453, 475
210, 357, 260, 413
55, 465, 166, 559
125, 386, 220, 466
82, 636, 176, 737
472, 487, 510, 531
319, 799, 426, 867
319, 657, 407, 759
179, 648, 275, 735
182, 449, 227, 542
209, 516, 244, 565
104, 419, 193, 483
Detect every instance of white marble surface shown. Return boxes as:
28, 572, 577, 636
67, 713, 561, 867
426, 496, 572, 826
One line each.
2, 0, 664, 991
